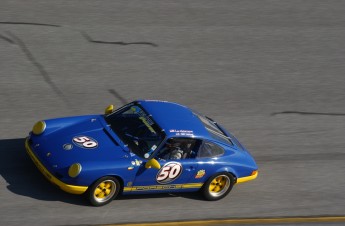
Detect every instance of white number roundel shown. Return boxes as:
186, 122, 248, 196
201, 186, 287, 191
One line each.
73, 136, 98, 148
156, 162, 182, 184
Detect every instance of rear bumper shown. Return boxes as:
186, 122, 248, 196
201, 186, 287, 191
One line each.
236, 170, 258, 183
25, 138, 88, 194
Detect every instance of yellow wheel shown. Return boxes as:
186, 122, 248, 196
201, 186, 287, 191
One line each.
203, 173, 234, 201
88, 177, 120, 206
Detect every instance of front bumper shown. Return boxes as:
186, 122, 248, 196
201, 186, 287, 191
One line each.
25, 138, 88, 194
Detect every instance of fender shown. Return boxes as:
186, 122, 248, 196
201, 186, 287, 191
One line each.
214, 166, 238, 179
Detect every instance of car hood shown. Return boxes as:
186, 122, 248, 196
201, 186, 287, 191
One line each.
31, 115, 129, 169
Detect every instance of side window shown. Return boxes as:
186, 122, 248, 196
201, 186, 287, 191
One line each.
197, 141, 224, 158
156, 138, 201, 160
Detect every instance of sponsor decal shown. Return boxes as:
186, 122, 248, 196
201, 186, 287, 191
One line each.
139, 116, 156, 134
144, 145, 157, 158
124, 183, 204, 192
72, 136, 98, 149
130, 159, 142, 167
132, 184, 182, 191
128, 166, 134, 170
195, 169, 206, 179
131, 106, 156, 134
169, 129, 194, 136
135, 159, 141, 166
156, 162, 182, 184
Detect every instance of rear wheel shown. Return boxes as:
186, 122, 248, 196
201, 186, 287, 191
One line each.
87, 176, 120, 206
202, 173, 234, 201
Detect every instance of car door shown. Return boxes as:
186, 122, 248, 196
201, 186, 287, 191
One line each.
130, 138, 201, 193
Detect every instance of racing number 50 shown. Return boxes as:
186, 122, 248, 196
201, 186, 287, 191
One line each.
73, 136, 98, 148
156, 162, 182, 184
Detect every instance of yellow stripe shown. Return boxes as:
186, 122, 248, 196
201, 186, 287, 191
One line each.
181, 183, 203, 189
25, 138, 88, 194
124, 183, 203, 192
102, 216, 345, 226
237, 170, 258, 184
123, 187, 132, 192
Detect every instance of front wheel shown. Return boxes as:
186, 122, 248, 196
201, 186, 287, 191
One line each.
87, 176, 120, 206
202, 173, 234, 201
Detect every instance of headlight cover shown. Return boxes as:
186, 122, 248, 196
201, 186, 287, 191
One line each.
32, 121, 46, 135
68, 163, 82, 178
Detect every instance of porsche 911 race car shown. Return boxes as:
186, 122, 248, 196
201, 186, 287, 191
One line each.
25, 100, 258, 206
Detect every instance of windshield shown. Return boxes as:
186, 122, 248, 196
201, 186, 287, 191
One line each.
105, 103, 165, 158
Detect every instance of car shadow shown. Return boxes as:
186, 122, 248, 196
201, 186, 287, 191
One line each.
0, 138, 204, 206
0, 138, 89, 206
118, 191, 205, 201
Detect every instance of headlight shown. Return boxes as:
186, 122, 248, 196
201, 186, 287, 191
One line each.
32, 121, 46, 135
68, 163, 82, 178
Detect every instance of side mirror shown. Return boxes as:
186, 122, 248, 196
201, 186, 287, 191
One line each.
105, 105, 114, 115
145, 158, 161, 170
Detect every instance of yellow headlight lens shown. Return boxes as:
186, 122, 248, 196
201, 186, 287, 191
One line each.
68, 163, 82, 178
32, 121, 46, 135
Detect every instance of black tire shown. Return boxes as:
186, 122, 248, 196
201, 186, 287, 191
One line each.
202, 172, 234, 201
87, 176, 120, 206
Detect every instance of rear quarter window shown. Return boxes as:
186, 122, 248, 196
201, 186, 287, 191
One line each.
197, 141, 224, 158
193, 113, 233, 145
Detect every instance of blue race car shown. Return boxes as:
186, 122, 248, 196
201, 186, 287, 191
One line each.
25, 100, 258, 206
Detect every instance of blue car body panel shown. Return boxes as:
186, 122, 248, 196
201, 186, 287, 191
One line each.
139, 100, 209, 139
26, 100, 258, 195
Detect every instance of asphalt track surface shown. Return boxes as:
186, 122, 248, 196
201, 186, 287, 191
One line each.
1, 1, 345, 225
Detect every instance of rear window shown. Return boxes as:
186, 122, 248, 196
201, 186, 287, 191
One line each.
197, 141, 224, 158
194, 113, 232, 145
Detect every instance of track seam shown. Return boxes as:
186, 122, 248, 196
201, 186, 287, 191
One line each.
6, 31, 70, 105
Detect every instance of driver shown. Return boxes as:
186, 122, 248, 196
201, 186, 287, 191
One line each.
163, 140, 184, 160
